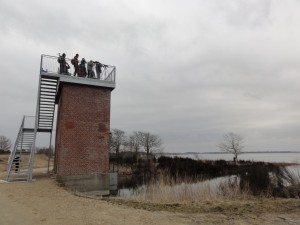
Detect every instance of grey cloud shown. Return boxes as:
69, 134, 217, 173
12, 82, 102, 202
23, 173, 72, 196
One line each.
214, 0, 272, 28
1, 0, 300, 157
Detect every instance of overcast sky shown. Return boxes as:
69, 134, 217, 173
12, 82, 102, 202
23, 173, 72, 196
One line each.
0, 0, 300, 154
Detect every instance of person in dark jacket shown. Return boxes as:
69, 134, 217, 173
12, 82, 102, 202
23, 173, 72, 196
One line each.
94, 61, 103, 79
79, 58, 87, 77
58, 53, 70, 75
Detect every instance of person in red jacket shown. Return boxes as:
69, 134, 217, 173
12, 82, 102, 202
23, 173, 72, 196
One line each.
72, 54, 79, 76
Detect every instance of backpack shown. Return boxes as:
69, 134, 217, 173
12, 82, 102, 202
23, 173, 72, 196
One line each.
71, 59, 75, 65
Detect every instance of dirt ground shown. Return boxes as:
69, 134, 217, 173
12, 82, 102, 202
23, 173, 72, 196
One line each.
1, 154, 300, 225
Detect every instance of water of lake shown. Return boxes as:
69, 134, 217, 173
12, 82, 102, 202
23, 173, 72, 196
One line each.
116, 152, 300, 197
167, 152, 300, 163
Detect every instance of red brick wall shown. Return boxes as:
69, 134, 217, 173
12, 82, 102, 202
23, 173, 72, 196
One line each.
55, 83, 111, 176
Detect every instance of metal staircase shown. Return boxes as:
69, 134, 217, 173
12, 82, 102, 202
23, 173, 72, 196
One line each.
37, 76, 59, 132
5, 74, 59, 181
5, 116, 36, 181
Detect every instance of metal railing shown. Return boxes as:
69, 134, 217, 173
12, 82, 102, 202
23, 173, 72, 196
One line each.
40, 54, 116, 83
23, 116, 36, 130
6, 115, 36, 181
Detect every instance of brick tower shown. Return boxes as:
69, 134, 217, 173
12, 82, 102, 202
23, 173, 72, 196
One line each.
55, 84, 111, 177
55, 82, 114, 194
55, 75, 115, 193
5, 55, 115, 187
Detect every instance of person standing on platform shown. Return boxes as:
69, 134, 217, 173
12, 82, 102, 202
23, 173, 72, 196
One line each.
87, 60, 95, 78
79, 58, 87, 77
95, 61, 103, 80
72, 54, 79, 76
58, 53, 65, 74
58, 53, 70, 75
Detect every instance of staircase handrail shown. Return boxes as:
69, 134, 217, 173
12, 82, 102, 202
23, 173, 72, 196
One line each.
5, 116, 25, 180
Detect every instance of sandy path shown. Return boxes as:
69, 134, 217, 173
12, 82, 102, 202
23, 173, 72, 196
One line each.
0, 177, 193, 225
0, 174, 300, 225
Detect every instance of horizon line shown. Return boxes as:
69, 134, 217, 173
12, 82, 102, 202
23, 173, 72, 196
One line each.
160, 151, 300, 155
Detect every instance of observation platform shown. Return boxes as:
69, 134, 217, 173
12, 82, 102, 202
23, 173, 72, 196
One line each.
40, 54, 116, 90
36, 54, 116, 133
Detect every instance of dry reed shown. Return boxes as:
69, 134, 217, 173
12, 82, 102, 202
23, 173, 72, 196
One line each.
127, 173, 250, 203
123, 166, 300, 203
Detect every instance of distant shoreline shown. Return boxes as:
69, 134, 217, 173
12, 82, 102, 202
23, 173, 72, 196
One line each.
161, 151, 300, 155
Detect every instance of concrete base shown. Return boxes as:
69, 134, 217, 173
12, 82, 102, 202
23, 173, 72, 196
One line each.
56, 173, 110, 195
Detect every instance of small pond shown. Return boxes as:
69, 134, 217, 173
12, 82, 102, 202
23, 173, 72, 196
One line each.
116, 165, 300, 197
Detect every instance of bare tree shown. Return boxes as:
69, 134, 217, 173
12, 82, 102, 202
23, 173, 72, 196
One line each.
0, 135, 12, 152
135, 131, 163, 157
128, 134, 140, 154
110, 128, 126, 157
217, 132, 244, 162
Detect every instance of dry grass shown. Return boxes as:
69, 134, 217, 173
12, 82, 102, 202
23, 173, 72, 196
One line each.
0, 154, 53, 173
33, 154, 54, 168
104, 195, 300, 215
125, 174, 251, 203
105, 171, 300, 216
0, 154, 9, 172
